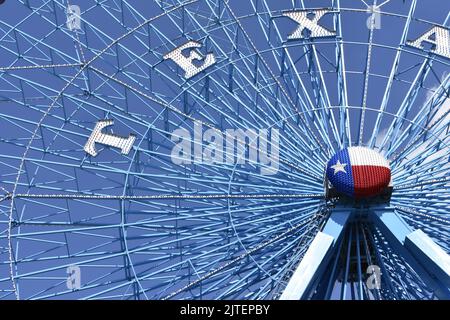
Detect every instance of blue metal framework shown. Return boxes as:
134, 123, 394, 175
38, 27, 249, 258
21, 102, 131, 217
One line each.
0, 0, 448, 299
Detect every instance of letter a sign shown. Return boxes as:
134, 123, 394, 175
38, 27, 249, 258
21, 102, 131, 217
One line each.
407, 26, 450, 59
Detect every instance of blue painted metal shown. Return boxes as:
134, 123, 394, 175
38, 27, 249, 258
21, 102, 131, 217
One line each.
280, 209, 351, 299
372, 209, 412, 244
0, 0, 448, 300
405, 230, 450, 288
279, 232, 335, 300
372, 208, 450, 299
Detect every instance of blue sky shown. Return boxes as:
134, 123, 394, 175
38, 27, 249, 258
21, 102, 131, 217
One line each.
0, 0, 448, 300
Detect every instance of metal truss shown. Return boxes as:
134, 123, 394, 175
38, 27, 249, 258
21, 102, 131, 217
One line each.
0, 0, 448, 300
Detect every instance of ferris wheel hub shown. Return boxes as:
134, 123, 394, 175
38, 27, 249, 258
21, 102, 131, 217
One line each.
325, 147, 392, 199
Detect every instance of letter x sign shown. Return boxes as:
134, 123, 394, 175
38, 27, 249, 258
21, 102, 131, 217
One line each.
283, 9, 335, 39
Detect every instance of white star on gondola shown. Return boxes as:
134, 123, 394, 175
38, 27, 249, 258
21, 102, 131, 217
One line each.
331, 160, 347, 175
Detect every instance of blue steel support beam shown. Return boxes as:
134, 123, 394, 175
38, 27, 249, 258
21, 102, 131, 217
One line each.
405, 230, 450, 288
279, 210, 351, 300
372, 209, 450, 299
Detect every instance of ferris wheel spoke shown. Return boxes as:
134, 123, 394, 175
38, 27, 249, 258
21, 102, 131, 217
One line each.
391, 142, 449, 174
371, 206, 450, 298
49, 210, 320, 300
391, 201, 450, 220
167, 72, 327, 170
221, 1, 332, 157
161, 214, 320, 300
333, 0, 351, 148
369, 0, 418, 148
389, 127, 449, 176
0, 19, 79, 67
153, 4, 332, 162
0, 72, 158, 131
7, 192, 324, 201
254, 1, 341, 151
68, 1, 334, 171
0, 63, 84, 71
131, 86, 325, 180
372, 45, 449, 164
380, 58, 434, 153
395, 211, 450, 246
87, 64, 325, 180
0, 0, 449, 300
391, 199, 450, 218
393, 176, 449, 191
393, 163, 448, 187
2, 97, 324, 189
153, 3, 297, 124
305, 45, 341, 149
255, 215, 321, 299
213, 235, 305, 299
2, 199, 320, 247
356, 0, 378, 146
370, 225, 435, 299
383, 72, 450, 160
1, 159, 322, 199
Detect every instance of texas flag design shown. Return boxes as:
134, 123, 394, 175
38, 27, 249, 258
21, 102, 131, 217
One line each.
326, 147, 391, 198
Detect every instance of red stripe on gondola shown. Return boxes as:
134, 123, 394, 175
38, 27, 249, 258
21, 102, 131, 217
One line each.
351, 165, 391, 198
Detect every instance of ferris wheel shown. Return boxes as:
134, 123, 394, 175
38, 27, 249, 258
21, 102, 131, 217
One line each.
0, 0, 449, 300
